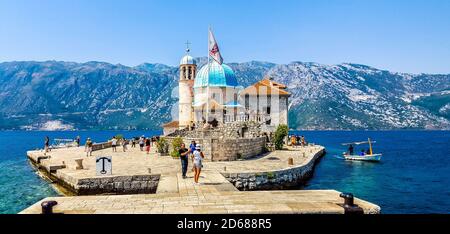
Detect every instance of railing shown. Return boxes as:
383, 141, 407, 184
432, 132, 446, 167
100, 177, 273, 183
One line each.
224, 114, 271, 123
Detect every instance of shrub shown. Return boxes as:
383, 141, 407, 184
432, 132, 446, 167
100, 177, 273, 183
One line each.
274, 124, 288, 150
267, 172, 276, 180
157, 137, 169, 154
114, 134, 124, 140
171, 150, 180, 158
170, 137, 184, 158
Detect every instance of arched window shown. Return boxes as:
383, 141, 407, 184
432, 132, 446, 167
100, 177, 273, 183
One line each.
182, 67, 186, 80
188, 67, 192, 80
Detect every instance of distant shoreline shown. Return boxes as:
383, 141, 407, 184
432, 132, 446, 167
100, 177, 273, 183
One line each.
0, 129, 449, 132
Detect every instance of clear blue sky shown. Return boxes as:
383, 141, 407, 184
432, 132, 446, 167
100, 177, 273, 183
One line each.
0, 0, 449, 74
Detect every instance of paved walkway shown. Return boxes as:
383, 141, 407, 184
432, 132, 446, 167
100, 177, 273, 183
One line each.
20, 189, 380, 214
27, 144, 323, 192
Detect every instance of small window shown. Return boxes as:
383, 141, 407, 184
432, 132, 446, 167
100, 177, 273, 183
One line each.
245, 94, 249, 109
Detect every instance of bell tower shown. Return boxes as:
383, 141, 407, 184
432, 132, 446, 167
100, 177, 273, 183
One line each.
178, 41, 197, 130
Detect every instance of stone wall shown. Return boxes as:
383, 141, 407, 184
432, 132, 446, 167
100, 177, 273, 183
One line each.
166, 136, 266, 162
166, 122, 268, 161
92, 142, 112, 151
212, 137, 266, 161
222, 148, 325, 190
58, 174, 160, 195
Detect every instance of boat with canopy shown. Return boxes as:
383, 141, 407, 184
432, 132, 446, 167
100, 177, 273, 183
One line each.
342, 138, 382, 162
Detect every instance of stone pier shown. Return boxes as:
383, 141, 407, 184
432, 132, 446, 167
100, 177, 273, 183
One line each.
23, 143, 381, 214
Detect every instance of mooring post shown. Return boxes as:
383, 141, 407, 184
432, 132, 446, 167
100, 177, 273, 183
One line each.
75, 158, 83, 170
41, 200, 58, 214
340, 193, 364, 214
288, 158, 294, 165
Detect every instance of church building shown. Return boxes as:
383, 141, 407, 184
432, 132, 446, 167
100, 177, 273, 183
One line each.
163, 33, 290, 135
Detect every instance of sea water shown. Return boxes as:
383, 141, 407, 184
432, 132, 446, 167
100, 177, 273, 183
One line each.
293, 130, 450, 214
0, 130, 160, 214
0, 130, 448, 214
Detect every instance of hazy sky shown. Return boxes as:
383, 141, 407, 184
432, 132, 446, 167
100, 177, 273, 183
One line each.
0, 0, 449, 74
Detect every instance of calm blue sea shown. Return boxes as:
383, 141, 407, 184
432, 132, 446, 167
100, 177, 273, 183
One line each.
0, 130, 448, 214
294, 130, 450, 214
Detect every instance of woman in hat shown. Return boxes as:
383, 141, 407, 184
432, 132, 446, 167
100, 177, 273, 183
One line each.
192, 144, 205, 184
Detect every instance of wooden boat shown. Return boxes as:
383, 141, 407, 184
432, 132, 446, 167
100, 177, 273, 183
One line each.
343, 153, 382, 162
342, 138, 382, 162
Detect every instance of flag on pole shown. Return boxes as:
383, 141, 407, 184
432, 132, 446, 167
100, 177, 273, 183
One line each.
208, 29, 223, 65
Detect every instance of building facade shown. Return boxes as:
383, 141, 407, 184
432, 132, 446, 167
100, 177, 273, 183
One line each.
164, 46, 290, 134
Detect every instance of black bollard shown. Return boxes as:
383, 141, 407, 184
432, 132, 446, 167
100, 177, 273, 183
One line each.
340, 193, 364, 214
41, 200, 58, 214
340, 193, 355, 207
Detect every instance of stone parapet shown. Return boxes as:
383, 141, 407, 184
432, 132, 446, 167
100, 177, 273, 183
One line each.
222, 148, 325, 190
75, 175, 160, 195
92, 142, 112, 151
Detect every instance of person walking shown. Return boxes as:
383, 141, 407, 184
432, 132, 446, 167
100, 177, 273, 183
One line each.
189, 141, 196, 154
189, 141, 197, 172
179, 143, 190, 179
151, 136, 155, 147
76, 136, 81, 147
85, 138, 93, 157
145, 137, 151, 154
111, 136, 118, 152
291, 135, 296, 148
192, 145, 205, 184
44, 136, 50, 155
131, 138, 136, 148
122, 138, 128, 152
301, 136, 307, 147
139, 136, 145, 151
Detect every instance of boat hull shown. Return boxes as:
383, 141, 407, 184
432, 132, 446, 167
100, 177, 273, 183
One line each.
344, 154, 382, 162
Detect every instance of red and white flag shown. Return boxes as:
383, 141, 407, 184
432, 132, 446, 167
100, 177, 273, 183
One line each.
208, 29, 223, 65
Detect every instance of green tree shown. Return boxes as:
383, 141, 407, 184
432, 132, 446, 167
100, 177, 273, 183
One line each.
274, 124, 288, 150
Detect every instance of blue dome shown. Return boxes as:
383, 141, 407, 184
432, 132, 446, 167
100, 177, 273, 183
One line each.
194, 61, 239, 88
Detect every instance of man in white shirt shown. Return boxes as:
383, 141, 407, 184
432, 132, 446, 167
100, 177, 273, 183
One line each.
111, 136, 117, 152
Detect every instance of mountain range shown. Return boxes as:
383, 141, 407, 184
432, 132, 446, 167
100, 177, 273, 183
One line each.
0, 59, 449, 130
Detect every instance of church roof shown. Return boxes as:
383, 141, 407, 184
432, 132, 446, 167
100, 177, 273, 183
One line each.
193, 61, 239, 88
162, 121, 179, 128
180, 55, 196, 65
240, 78, 290, 96
260, 77, 287, 89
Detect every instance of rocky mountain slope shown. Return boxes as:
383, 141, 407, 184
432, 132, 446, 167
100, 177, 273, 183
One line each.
0, 59, 448, 130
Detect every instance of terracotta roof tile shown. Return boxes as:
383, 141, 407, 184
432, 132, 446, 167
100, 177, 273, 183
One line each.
162, 121, 179, 128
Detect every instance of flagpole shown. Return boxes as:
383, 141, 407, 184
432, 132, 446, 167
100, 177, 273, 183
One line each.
206, 27, 211, 125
